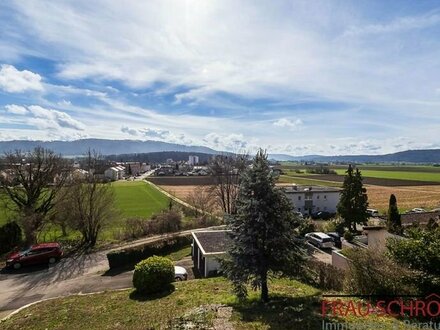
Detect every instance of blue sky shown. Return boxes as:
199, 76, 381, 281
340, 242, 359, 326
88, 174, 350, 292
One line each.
1, 0, 440, 155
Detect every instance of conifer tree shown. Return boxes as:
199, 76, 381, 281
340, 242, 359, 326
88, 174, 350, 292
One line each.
337, 165, 369, 232
222, 150, 306, 302
387, 194, 402, 234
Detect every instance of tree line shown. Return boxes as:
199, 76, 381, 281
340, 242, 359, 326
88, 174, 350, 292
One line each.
0, 148, 116, 247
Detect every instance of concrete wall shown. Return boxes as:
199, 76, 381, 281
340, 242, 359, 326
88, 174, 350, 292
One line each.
332, 250, 350, 271
366, 229, 400, 251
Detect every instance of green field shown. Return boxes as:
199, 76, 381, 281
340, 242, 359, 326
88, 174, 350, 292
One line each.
278, 175, 341, 187
111, 181, 170, 218
0, 181, 170, 243
333, 169, 440, 182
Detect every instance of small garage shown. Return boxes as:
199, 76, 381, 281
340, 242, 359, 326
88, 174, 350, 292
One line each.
191, 230, 230, 277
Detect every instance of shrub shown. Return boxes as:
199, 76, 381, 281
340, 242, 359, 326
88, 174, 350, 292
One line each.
343, 248, 417, 296
0, 221, 22, 254
303, 260, 345, 291
107, 235, 191, 269
133, 256, 175, 294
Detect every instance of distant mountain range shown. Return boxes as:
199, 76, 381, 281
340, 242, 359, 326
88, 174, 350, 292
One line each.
0, 139, 219, 156
269, 149, 440, 163
0, 139, 439, 163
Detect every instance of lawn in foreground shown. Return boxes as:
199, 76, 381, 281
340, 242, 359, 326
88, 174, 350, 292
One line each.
1, 277, 406, 330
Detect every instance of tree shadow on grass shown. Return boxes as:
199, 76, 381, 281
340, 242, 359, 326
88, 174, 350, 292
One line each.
231, 294, 328, 330
129, 284, 175, 302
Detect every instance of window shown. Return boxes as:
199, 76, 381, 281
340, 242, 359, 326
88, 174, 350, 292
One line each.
298, 208, 301, 212
298, 196, 301, 201
317, 195, 320, 199
324, 195, 327, 200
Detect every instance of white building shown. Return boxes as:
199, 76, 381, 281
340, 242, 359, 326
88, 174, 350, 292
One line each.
192, 230, 230, 277
188, 155, 199, 166
104, 165, 125, 181
284, 185, 340, 216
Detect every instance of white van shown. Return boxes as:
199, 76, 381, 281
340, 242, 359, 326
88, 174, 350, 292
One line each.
305, 232, 334, 249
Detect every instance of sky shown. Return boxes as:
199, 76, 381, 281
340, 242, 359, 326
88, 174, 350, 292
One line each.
0, 0, 440, 156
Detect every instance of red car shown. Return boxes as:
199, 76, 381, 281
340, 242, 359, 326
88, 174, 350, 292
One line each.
6, 242, 63, 269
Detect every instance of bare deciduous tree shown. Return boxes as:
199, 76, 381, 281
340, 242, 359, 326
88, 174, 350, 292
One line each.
0, 147, 70, 244
186, 186, 216, 216
56, 151, 117, 247
209, 153, 247, 215
65, 179, 116, 246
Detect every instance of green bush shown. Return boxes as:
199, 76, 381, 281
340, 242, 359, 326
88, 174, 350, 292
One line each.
107, 235, 191, 269
0, 221, 22, 254
132, 256, 175, 293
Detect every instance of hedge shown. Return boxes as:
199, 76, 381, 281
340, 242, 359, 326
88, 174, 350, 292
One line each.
107, 235, 191, 269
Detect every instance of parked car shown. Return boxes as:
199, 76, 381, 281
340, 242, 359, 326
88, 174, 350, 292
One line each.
367, 209, 380, 217
174, 266, 188, 281
311, 211, 335, 220
6, 242, 63, 269
327, 232, 342, 249
409, 208, 426, 213
304, 232, 334, 249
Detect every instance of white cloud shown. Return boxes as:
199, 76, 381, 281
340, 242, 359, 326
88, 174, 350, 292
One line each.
203, 133, 249, 151
27, 105, 85, 131
4, 104, 28, 115
139, 128, 170, 140
0, 64, 43, 93
273, 118, 303, 130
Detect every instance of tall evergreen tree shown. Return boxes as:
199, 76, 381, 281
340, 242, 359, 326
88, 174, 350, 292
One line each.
337, 165, 369, 232
387, 194, 401, 234
222, 150, 306, 302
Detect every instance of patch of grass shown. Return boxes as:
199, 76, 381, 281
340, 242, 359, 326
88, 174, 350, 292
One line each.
0, 181, 170, 244
111, 181, 170, 218
1, 277, 409, 330
334, 169, 440, 182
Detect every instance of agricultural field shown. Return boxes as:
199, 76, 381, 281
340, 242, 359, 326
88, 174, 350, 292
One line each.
0, 181, 170, 243
111, 181, 170, 218
333, 169, 440, 183
366, 185, 440, 213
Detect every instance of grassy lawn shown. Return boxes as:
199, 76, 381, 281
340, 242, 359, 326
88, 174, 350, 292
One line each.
334, 169, 440, 182
0, 277, 408, 330
112, 181, 170, 218
0, 181, 170, 243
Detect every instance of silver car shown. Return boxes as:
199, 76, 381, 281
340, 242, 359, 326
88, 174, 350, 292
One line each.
305, 232, 334, 249
174, 266, 188, 281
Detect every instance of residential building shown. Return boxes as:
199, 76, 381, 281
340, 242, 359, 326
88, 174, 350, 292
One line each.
283, 185, 340, 216
188, 155, 199, 166
104, 165, 125, 181
192, 230, 230, 277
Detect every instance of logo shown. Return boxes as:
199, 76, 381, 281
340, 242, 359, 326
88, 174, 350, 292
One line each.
321, 294, 440, 318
